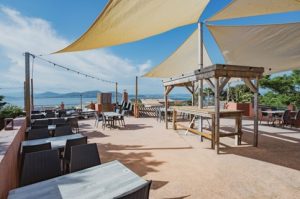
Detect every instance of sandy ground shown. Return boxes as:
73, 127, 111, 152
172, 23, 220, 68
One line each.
79, 116, 300, 199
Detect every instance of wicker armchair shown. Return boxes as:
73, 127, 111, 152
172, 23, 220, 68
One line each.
69, 143, 101, 173
54, 126, 73, 137
63, 136, 88, 173
291, 110, 300, 128
20, 149, 61, 186
27, 128, 50, 140
66, 117, 79, 133
114, 180, 152, 199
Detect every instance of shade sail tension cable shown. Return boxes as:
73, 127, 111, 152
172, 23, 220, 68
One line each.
24, 53, 116, 84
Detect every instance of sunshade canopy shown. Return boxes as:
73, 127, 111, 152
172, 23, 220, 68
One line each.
208, 0, 300, 21
56, 0, 209, 53
143, 28, 212, 78
208, 22, 300, 74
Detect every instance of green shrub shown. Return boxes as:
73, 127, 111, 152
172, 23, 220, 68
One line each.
0, 105, 23, 118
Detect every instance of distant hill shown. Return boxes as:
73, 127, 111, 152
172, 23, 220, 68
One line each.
35, 90, 121, 98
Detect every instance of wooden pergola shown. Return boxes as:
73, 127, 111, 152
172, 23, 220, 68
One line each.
163, 64, 264, 153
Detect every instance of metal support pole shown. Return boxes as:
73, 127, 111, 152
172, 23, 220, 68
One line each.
214, 77, 220, 154
115, 82, 118, 105
254, 77, 259, 147
31, 78, 34, 111
135, 76, 138, 104
80, 94, 83, 110
165, 86, 168, 129
25, 52, 31, 126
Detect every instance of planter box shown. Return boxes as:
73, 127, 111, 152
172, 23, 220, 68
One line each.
225, 102, 251, 116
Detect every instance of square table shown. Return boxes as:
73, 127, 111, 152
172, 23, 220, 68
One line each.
21, 134, 84, 153
103, 112, 123, 128
8, 160, 147, 199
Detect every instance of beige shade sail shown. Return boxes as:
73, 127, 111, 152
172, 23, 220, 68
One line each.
143, 28, 212, 78
208, 23, 300, 74
208, 0, 300, 21
56, 0, 210, 53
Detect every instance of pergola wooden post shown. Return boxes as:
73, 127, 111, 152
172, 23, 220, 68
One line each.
214, 77, 220, 153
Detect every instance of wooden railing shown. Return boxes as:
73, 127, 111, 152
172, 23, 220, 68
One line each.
138, 106, 161, 118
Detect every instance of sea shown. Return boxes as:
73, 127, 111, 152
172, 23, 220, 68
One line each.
4, 94, 193, 109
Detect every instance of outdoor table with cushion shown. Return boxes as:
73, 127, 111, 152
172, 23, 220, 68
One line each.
8, 160, 147, 199
21, 134, 84, 153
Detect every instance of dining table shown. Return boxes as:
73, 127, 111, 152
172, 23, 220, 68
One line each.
8, 160, 147, 199
103, 112, 123, 128
21, 134, 84, 153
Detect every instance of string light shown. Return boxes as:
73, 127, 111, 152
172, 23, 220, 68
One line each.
27, 53, 116, 84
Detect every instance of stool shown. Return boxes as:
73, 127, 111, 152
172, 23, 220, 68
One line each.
4, 118, 14, 130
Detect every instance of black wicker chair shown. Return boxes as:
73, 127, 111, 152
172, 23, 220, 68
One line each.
63, 136, 88, 173
20, 149, 61, 187
21, 142, 52, 171
69, 143, 101, 173
31, 119, 49, 129
45, 112, 56, 118
54, 126, 73, 137
66, 117, 79, 133
114, 110, 125, 127
27, 128, 50, 140
23, 142, 52, 154
114, 180, 152, 199
51, 118, 66, 125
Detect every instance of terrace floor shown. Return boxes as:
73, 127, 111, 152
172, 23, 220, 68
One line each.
79, 117, 300, 199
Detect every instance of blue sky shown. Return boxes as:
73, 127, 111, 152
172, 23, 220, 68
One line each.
0, 0, 299, 97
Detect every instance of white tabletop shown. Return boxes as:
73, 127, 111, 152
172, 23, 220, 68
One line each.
8, 160, 147, 199
21, 134, 84, 151
103, 112, 122, 117
261, 110, 285, 114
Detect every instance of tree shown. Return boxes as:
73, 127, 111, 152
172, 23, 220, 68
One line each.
0, 95, 6, 109
259, 70, 300, 108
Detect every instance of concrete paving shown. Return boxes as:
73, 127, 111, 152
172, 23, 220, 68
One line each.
79, 116, 300, 199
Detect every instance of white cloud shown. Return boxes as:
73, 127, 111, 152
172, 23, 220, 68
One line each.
0, 6, 161, 96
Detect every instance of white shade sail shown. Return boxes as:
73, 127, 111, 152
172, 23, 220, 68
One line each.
208, 0, 300, 21
56, 0, 210, 53
143, 28, 212, 78
208, 23, 300, 74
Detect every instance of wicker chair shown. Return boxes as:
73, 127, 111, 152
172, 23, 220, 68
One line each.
114, 110, 125, 127
69, 143, 101, 173
27, 128, 50, 140
51, 118, 66, 125
291, 110, 300, 128
20, 149, 61, 187
114, 180, 152, 199
45, 112, 56, 118
66, 117, 79, 133
23, 142, 52, 154
63, 136, 88, 173
94, 112, 103, 128
21, 143, 52, 170
31, 119, 49, 129
102, 114, 114, 130
274, 110, 291, 127
54, 126, 73, 137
